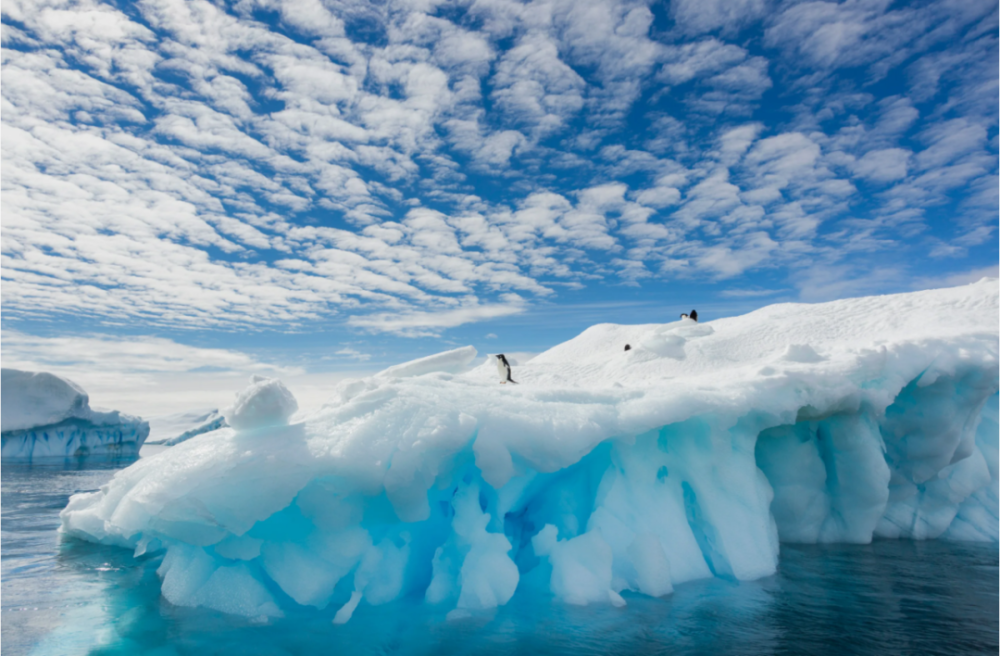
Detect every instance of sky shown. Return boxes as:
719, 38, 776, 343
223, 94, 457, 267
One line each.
1, 0, 997, 416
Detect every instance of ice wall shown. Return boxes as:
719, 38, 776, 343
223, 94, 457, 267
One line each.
2, 369, 149, 461
59, 280, 999, 621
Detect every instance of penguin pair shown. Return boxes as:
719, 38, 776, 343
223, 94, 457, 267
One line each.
495, 354, 517, 384
680, 309, 698, 322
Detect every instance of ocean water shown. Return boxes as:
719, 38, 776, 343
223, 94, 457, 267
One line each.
2, 460, 997, 656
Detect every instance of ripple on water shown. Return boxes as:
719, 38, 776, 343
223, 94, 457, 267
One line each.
2, 462, 997, 656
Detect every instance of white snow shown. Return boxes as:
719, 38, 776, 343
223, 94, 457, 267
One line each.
2, 369, 92, 433
375, 345, 478, 379
2, 369, 149, 460
59, 280, 1000, 621
224, 375, 299, 431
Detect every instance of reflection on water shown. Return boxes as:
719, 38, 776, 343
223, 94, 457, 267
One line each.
3, 462, 997, 656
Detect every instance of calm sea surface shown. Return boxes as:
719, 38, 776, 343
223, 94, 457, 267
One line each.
3, 460, 997, 656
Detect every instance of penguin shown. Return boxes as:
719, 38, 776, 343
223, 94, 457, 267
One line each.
624, 344, 632, 352
690, 309, 698, 322
680, 313, 688, 319
495, 354, 516, 384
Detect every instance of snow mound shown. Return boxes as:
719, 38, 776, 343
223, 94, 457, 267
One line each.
225, 376, 298, 431
376, 345, 478, 379
60, 280, 999, 621
2, 369, 149, 460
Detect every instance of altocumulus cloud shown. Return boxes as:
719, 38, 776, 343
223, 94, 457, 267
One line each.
0, 0, 996, 339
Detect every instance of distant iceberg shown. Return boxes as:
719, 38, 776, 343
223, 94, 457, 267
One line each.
2, 369, 149, 461
60, 280, 999, 622
147, 409, 227, 447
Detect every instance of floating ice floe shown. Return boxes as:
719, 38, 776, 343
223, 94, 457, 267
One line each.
60, 280, 1000, 622
2, 369, 149, 461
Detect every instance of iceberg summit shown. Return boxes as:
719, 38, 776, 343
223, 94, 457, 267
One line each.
2, 369, 149, 461
60, 280, 999, 621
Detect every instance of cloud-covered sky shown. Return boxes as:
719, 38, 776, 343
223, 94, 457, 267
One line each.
1, 0, 997, 413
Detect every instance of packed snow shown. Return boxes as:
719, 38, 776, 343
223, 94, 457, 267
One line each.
2, 369, 149, 460
60, 280, 999, 622
224, 375, 298, 431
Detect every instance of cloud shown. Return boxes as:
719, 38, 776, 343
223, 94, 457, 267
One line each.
671, 0, 767, 36
0, 0, 995, 344
0, 329, 298, 375
347, 300, 527, 337
852, 148, 910, 183
490, 31, 586, 136
334, 347, 372, 361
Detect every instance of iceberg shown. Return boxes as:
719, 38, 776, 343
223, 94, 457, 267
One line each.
2, 369, 150, 460
147, 409, 228, 446
59, 280, 999, 621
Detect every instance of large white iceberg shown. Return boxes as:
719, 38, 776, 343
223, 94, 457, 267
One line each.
2, 369, 150, 460
59, 280, 999, 621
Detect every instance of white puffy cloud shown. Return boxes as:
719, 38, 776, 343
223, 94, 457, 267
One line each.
671, 0, 768, 36
851, 148, 910, 183
0, 0, 994, 344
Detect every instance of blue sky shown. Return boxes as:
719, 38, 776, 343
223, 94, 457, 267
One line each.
1, 0, 997, 414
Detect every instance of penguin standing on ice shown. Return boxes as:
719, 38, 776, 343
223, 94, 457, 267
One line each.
680, 309, 699, 322
495, 354, 517, 384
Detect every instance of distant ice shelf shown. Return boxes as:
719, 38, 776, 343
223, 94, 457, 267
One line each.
60, 280, 1000, 623
1, 369, 149, 461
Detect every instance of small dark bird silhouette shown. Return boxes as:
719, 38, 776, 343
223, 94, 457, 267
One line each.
690, 309, 698, 322
624, 344, 632, 352
495, 354, 517, 384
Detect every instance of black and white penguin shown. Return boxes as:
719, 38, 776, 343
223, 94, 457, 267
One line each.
680, 313, 688, 319
495, 354, 516, 384
690, 309, 698, 322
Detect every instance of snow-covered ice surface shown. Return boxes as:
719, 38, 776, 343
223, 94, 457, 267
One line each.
2, 369, 149, 461
60, 280, 999, 622
224, 375, 299, 431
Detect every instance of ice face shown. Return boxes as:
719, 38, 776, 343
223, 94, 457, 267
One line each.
1, 368, 149, 461
59, 280, 1000, 621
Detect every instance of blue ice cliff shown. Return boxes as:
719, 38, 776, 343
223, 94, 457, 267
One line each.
59, 280, 999, 621
2, 369, 149, 461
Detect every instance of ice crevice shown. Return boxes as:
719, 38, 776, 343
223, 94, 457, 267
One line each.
58, 281, 1000, 621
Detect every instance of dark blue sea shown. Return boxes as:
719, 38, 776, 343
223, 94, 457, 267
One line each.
3, 460, 997, 656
